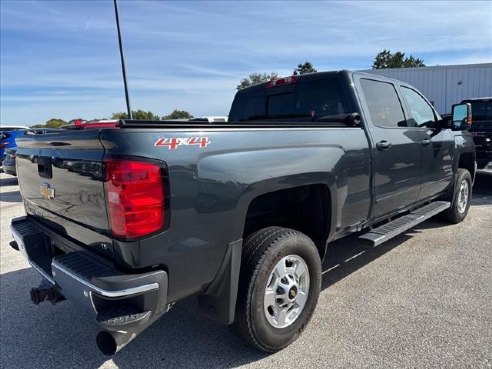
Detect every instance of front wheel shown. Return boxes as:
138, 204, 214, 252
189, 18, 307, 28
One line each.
232, 227, 321, 352
443, 168, 472, 224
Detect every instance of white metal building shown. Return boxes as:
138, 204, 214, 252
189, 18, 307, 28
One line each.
363, 63, 492, 114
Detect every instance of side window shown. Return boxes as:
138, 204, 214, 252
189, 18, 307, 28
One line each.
360, 79, 406, 128
401, 87, 436, 127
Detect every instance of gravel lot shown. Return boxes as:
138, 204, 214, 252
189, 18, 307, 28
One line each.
1, 170, 491, 369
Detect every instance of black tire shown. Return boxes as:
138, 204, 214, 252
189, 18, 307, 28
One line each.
443, 169, 472, 224
232, 227, 321, 352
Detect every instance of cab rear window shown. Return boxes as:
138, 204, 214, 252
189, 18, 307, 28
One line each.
229, 78, 349, 122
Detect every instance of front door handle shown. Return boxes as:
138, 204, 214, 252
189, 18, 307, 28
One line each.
376, 140, 392, 151
422, 139, 431, 146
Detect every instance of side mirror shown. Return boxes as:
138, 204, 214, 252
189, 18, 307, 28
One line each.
451, 103, 472, 131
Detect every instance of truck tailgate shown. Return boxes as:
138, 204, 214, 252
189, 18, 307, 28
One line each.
15, 130, 113, 257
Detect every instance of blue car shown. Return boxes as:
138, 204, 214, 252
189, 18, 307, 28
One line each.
2, 128, 59, 175
0, 126, 28, 167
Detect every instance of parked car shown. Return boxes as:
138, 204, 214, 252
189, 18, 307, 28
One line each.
461, 97, 492, 169
2, 148, 17, 176
0, 126, 28, 167
189, 116, 228, 123
2, 128, 59, 176
10, 70, 475, 356
60, 119, 119, 130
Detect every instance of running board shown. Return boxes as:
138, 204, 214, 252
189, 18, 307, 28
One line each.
359, 201, 451, 246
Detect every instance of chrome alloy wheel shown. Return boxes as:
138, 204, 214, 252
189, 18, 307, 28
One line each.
457, 179, 469, 214
264, 255, 310, 329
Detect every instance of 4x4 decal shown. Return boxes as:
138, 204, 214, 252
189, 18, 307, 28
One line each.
154, 137, 211, 150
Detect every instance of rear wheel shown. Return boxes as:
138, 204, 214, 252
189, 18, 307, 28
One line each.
443, 169, 472, 224
232, 227, 321, 352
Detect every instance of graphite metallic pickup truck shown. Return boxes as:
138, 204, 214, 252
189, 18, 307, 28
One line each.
10, 71, 476, 355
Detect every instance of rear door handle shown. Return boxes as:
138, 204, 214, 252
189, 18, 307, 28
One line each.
376, 140, 392, 151
422, 139, 431, 146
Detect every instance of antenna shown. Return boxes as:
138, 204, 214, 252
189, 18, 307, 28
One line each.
113, 0, 132, 119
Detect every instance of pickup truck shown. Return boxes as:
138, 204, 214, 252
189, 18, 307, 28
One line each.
461, 97, 491, 169
10, 71, 476, 355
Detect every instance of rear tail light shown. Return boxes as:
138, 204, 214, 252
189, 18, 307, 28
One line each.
0, 143, 7, 149
104, 159, 165, 239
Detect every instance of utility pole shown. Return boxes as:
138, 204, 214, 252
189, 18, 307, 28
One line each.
113, 0, 132, 119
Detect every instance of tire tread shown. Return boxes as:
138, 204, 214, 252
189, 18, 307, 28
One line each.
443, 168, 472, 224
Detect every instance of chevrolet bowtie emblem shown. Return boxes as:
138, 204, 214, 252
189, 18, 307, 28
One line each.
40, 183, 55, 200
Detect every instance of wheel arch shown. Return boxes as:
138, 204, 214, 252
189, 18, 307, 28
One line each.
241, 183, 334, 261
458, 151, 476, 183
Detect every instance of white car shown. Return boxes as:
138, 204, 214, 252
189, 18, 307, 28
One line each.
189, 116, 228, 123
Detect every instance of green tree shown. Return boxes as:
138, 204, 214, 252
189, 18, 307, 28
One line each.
162, 109, 194, 120
372, 49, 425, 69
111, 110, 159, 120
237, 72, 279, 90
111, 112, 128, 120
45, 118, 67, 128
293, 61, 317, 75
30, 124, 46, 128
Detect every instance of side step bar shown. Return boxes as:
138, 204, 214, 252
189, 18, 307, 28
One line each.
359, 201, 451, 246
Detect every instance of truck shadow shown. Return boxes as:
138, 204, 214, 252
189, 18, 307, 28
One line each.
320, 170, 492, 289
321, 233, 410, 290
111, 299, 266, 368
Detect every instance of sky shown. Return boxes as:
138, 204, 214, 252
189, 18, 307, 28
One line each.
1, 0, 491, 126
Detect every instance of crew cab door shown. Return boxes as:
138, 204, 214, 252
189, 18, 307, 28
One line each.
399, 86, 454, 200
357, 77, 422, 218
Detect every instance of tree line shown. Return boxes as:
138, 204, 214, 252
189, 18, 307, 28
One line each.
30, 51, 424, 128
236, 51, 424, 90
236, 61, 318, 90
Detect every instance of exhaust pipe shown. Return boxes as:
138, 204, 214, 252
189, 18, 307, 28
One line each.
96, 312, 162, 355
96, 330, 138, 356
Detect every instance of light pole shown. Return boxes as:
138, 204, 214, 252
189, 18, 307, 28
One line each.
113, 0, 132, 120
